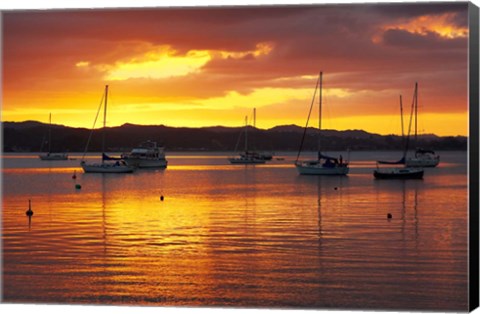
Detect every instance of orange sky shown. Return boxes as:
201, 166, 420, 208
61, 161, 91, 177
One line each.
1, 3, 470, 136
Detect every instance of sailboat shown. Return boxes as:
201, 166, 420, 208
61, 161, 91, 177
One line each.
80, 85, 135, 173
228, 115, 266, 164
38, 113, 69, 160
295, 72, 349, 175
238, 108, 273, 161
405, 82, 440, 167
374, 93, 423, 179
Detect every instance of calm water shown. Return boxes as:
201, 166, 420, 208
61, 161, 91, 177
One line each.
1, 151, 468, 310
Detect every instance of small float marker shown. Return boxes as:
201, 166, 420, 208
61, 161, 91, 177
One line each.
160, 195, 164, 201
387, 213, 393, 219
334, 187, 338, 190
72, 170, 77, 179
26, 200, 34, 217
75, 184, 82, 190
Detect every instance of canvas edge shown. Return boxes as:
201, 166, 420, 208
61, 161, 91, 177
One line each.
0, 2, 477, 313
468, 1, 480, 312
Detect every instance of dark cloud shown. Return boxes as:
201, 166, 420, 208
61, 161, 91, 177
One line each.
364, 2, 468, 19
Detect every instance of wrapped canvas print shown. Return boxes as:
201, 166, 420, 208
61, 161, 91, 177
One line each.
1, 1, 479, 312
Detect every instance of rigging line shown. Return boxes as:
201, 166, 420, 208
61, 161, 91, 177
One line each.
40, 133, 46, 153
402, 86, 416, 159
251, 108, 257, 151
295, 75, 320, 163
81, 92, 106, 161
232, 116, 244, 153
400, 95, 404, 138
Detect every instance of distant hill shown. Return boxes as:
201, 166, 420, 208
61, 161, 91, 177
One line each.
1, 121, 467, 152
4, 120, 47, 130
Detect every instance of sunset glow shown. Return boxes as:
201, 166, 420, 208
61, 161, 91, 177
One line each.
1, 4, 473, 309
104, 47, 212, 80
1, 3, 469, 136
383, 13, 468, 39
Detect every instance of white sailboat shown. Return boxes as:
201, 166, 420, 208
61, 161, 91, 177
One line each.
406, 148, 439, 167
228, 115, 266, 164
38, 113, 68, 160
295, 72, 349, 175
80, 85, 135, 173
405, 82, 440, 167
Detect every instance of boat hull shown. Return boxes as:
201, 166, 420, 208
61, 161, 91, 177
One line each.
374, 168, 424, 179
295, 162, 349, 175
81, 162, 135, 173
124, 158, 168, 168
241, 151, 273, 161
122, 141, 168, 169
39, 153, 68, 160
229, 157, 266, 164
405, 156, 439, 167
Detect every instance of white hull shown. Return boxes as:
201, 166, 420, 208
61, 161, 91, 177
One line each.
124, 158, 167, 168
39, 153, 68, 160
405, 156, 439, 167
295, 161, 349, 175
81, 162, 135, 173
122, 141, 167, 169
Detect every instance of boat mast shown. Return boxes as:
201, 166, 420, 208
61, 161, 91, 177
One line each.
102, 85, 109, 165
253, 108, 256, 152
244, 115, 248, 153
318, 71, 323, 160
48, 113, 52, 154
295, 74, 319, 163
400, 95, 406, 158
414, 82, 418, 147
403, 86, 416, 160
400, 95, 404, 138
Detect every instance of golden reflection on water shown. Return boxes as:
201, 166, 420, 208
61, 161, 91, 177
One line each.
1, 152, 469, 310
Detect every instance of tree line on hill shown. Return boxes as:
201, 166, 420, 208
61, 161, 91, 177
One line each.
2, 121, 467, 153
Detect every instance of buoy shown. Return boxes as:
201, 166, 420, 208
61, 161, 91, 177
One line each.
160, 195, 164, 201
26, 200, 34, 217
72, 170, 77, 179
334, 187, 338, 190
387, 213, 392, 219
75, 184, 82, 190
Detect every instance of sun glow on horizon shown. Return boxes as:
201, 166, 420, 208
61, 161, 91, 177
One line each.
2, 6, 469, 142
2, 102, 467, 137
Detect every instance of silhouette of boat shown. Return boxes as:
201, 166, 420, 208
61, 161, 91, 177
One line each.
80, 85, 135, 173
295, 71, 349, 175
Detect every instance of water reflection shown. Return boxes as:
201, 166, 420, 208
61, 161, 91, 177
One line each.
1, 152, 469, 310
397, 180, 420, 251
101, 175, 108, 255
317, 177, 322, 250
